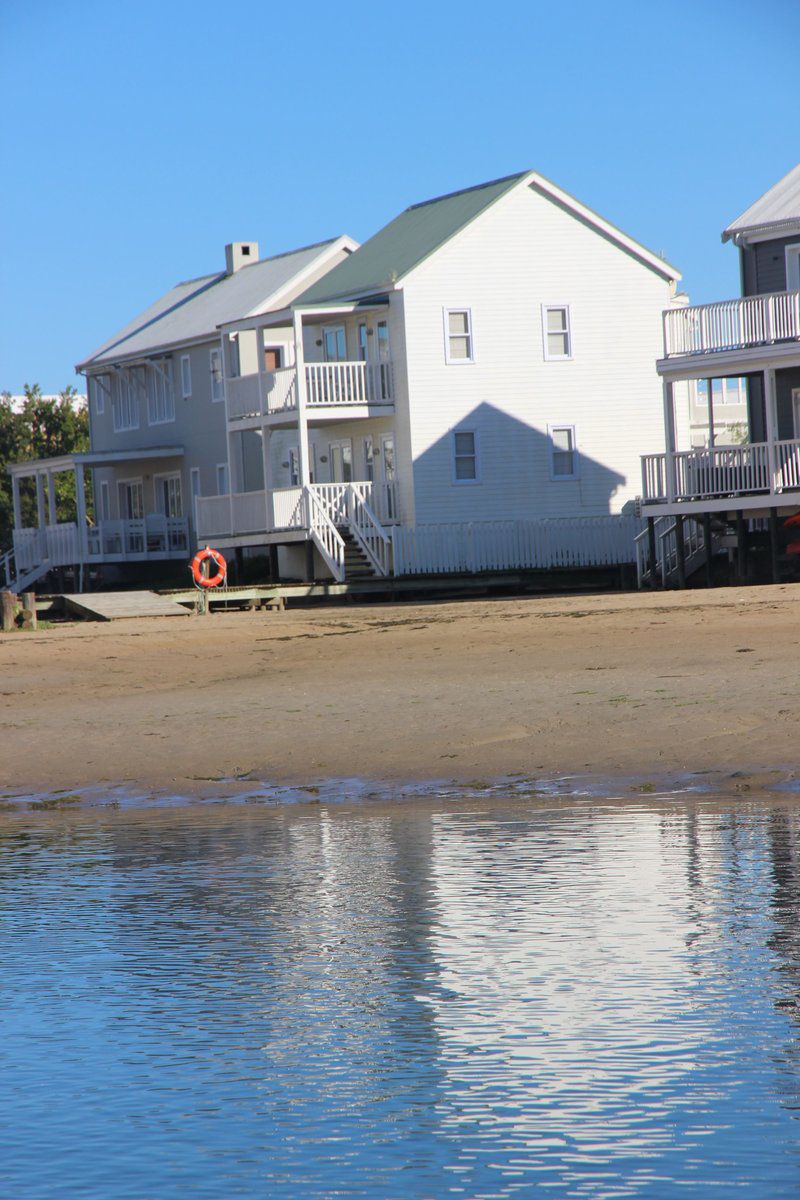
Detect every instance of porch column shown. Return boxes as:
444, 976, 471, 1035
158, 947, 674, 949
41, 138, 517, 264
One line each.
663, 380, 677, 502
261, 426, 274, 530
75, 464, 87, 560
47, 471, 57, 525
293, 311, 311, 489
706, 378, 715, 448
764, 367, 779, 493
11, 474, 22, 531
35, 472, 47, 529
256, 325, 266, 419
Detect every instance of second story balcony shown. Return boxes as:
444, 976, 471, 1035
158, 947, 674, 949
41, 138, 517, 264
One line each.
663, 291, 800, 361
226, 360, 394, 426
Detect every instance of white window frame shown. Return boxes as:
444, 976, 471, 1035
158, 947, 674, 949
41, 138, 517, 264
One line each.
451, 429, 480, 484
180, 354, 192, 399
216, 463, 229, 496
190, 467, 201, 527
111, 370, 140, 433
542, 304, 573, 361
153, 471, 183, 518
443, 307, 474, 364
99, 479, 110, 521
117, 476, 144, 520
287, 446, 300, 487
363, 435, 374, 482
147, 359, 175, 426
210, 347, 224, 403
785, 244, 800, 292
548, 424, 579, 480
91, 375, 105, 416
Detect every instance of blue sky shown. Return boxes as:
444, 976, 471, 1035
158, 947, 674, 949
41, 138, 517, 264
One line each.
2, 0, 799, 393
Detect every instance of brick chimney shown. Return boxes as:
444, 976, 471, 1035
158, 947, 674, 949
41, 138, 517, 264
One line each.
225, 242, 259, 274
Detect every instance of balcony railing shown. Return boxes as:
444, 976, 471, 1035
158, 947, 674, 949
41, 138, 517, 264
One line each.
13, 516, 190, 570
663, 291, 800, 358
226, 361, 394, 422
641, 439, 800, 503
195, 481, 399, 541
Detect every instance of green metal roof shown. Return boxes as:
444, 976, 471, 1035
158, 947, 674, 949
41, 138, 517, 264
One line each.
295, 172, 528, 306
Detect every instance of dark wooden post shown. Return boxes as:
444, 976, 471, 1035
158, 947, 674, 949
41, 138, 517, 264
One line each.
736, 511, 747, 581
21, 592, 37, 630
1, 591, 17, 632
268, 544, 280, 582
304, 540, 315, 582
675, 515, 687, 589
647, 516, 657, 583
703, 513, 713, 587
769, 508, 781, 584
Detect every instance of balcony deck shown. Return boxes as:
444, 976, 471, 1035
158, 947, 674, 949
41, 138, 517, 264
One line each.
196, 482, 398, 544
227, 361, 394, 426
663, 291, 800, 363
641, 440, 800, 512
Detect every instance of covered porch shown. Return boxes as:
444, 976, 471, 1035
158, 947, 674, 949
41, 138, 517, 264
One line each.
7, 446, 189, 590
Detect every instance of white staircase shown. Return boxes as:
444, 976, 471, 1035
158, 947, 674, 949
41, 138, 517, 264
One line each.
635, 516, 712, 588
305, 484, 392, 582
0, 546, 55, 595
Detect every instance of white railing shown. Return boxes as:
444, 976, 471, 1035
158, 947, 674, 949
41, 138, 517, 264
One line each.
304, 487, 345, 581
12, 516, 190, 569
664, 291, 800, 357
272, 486, 304, 529
347, 484, 391, 576
393, 515, 643, 577
230, 491, 269, 534
777, 440, 800, 491
226, 374, 263, 420
673, 444, 770, 499
265, 367, 297, 414
305, 361, 393, 407
641, 454, 667, 501
195, 495, 233, 539
311, 481, 398, 525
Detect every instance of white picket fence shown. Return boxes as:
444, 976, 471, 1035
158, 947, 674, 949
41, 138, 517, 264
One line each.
391, 515, 642, 576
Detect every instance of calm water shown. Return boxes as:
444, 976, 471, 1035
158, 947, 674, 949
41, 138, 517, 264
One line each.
4, 792, 800, 1198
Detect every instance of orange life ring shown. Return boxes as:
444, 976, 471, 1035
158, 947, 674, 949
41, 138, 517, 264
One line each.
785, 514, 800, 529
191, 546, 227, 588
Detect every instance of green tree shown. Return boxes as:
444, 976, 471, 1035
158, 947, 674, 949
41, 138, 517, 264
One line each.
0, 385, 91, 546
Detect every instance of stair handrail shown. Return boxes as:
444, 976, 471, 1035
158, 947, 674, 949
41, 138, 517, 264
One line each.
346, 484, 391, 577
304, 486, 346, 582
0, 546, 15, 590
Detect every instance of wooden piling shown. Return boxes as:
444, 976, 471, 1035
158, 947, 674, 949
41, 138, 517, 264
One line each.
1, 591, 18, 632
21, 592, 37, 630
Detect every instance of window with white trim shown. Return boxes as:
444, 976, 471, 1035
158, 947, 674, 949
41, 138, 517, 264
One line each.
216, 463, 229, 495
453, 430, 478, 482
112, 370, 140, 432
786, 244, 800, 291
156, 473, 183, 517
180, 355, 192, 399
288, 447, 300, 487
99, 479, 110, 521
363, 435, 374, 482
210, 348, 224, 402
92, 375, 106, 415
549, 425, 578, 479
444, 308, 474, 363
147, 359, 175, 425
543, 305, 572, 360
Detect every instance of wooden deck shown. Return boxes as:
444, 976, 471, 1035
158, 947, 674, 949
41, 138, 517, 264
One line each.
62, 592, 192, 621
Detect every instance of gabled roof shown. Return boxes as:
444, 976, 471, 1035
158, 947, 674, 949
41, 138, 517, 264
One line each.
77, 237, 356, 371
723, 164, 800, 243
295, 170, 680, 308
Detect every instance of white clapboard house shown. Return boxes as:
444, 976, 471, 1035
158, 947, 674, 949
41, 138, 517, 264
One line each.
2, 237, 356, 592
195, 170, 681, 582
638, 163, 800, 587
4, 170, 682, 592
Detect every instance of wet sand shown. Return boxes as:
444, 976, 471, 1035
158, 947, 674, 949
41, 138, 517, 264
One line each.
2, 585, 800, 799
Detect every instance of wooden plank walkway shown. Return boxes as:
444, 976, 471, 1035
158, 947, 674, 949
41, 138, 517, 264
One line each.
62, 592, 192, 621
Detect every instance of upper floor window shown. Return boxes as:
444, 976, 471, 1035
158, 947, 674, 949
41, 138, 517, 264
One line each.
148, 359, 175, 425
453, 429, 479, 482
210, 348, 224, 402
549, 425, 578, 479
786, 245, 800, 291
91, 375, 106, 415
112, 370, 140, 432
180, 355, 192, 399
543, 305, 572, 360
444, 308, 474, 363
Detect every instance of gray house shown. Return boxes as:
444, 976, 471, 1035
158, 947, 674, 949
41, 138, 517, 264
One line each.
639, 163, 800, 585
4, 237, 356, 591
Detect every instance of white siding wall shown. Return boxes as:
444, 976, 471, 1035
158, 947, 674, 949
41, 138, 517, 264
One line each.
399, 181, 675, 524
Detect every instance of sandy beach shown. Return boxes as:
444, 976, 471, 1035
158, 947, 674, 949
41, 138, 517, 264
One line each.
2, 585, 800, 800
